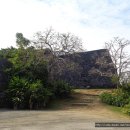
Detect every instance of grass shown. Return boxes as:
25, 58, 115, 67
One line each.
102, 102, 130, 119
107, 105, 122, 113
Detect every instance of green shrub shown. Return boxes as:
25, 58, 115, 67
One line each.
100, 90, 129, 107
52, 80, 72, 98
112, 95, 127, 107
120, 83, 130, 94
100, 92, 113, 105
113, 89, 129, 107
7, 76, 29, 109
7, 76, 53, 109
27, 80, 53, 109
122, 103, 130, 115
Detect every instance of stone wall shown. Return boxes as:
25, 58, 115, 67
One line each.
60, 49, 117, 88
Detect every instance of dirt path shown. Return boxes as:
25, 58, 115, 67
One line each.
0, 89, 130, 130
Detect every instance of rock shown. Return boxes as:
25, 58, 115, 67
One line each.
60, 49, 117, 88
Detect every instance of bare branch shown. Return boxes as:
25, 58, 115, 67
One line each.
105, 37, 130, 86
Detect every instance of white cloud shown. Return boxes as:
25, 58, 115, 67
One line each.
0, 0, 130, 51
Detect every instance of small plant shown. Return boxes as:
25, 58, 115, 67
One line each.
122, 103, 130, 116
100, 89, 129, 107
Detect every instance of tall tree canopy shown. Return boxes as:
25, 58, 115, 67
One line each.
16, 33, 30, 48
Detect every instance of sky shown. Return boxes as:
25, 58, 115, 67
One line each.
0, 0, 130, 51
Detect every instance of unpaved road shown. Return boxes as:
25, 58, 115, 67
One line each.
0, 89, 130, 130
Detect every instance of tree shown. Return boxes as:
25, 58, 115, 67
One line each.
33, 28, 83, 55
105, 37, 130, 87
33, 28, 83, 81
16, 33, 30, 48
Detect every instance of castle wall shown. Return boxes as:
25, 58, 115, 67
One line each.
60, 49, 117, 88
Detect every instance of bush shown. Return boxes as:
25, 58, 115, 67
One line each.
7, 76, 53, 109
112, 89, 129, 107
112, 95, 127, 107
7, 76, 28, 109
100, 92, 113, 105
27, 80, 53, 109
122, 103, 130, 115
100, 89, 129, 107
52, 80, 72, 98
120, 83, 130, 94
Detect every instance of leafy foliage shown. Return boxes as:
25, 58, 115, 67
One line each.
100, 81, 130, 116
100, 89, 129, 107
16, 33, 30, 48
7, 76, 28, 109
120, 82, 130, 93
100, 92, 113, 105
122, 103, 130, 115
52, 80, 72, 98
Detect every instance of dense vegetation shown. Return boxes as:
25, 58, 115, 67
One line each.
0, 29, 83, 109
100, 84, 130, 115
0, 46, 72, 109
